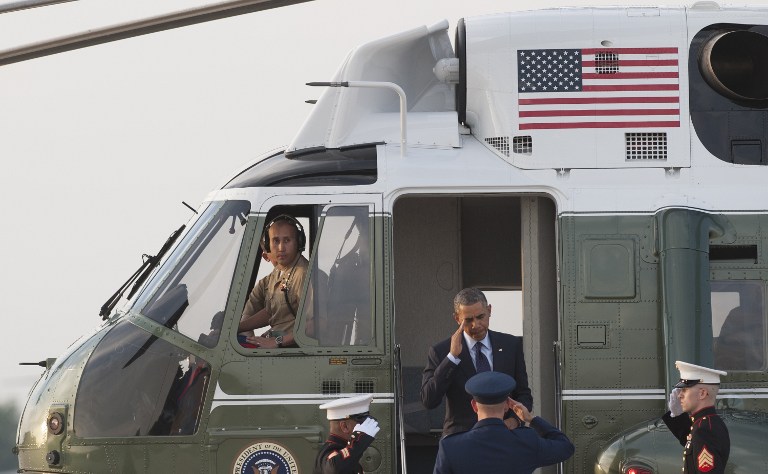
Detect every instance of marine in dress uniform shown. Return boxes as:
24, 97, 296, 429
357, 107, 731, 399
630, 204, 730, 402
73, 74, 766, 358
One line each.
662, 361, 730, 473
314, 394, 379, 474
433, 372, 574, 474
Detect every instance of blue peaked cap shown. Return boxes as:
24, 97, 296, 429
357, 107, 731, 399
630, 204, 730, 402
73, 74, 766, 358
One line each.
464, 371, 517, 404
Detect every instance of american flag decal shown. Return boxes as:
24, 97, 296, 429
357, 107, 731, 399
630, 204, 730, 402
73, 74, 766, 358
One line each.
517, 48, 680, 130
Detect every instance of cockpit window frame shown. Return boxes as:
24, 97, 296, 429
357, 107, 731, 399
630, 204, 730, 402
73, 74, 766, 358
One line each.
222, 145, 378, 189
293, 203, 375, 348
230, 194, 384, 357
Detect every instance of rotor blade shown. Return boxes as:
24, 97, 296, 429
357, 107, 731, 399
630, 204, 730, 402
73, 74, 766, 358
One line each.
0, 0, 313, 66
0, 0, 76, 15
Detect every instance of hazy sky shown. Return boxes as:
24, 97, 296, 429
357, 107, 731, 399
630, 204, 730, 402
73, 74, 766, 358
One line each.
0, 0, 692, 413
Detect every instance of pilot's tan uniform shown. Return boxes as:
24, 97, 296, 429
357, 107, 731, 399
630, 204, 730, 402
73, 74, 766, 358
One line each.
242, 255, 308, 335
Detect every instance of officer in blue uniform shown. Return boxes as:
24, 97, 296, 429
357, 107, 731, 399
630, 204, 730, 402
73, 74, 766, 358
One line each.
314, 394, 380, 474
662, 361, 730, 473
433, 371, 574, 474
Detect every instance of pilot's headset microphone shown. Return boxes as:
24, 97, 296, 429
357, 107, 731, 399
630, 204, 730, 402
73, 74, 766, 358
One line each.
262, 214, 307, 317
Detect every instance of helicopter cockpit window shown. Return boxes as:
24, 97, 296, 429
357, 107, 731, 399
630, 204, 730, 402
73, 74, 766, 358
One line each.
132, 200, 251, 347
301, 206, 372, 346
711, 280, 767, 371
75, 321, 210, 436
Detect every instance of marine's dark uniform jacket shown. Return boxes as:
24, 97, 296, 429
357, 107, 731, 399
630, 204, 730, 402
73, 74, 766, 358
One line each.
662, 406, 730, 473
313, 431, 374, 474
433, 416, 574, 474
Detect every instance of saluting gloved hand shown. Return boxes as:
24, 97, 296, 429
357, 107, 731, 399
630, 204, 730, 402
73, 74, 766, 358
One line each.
353, 417, 380, 438
668, 388, 683, 417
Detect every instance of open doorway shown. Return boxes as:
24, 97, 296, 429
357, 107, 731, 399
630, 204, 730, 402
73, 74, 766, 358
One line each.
392, 194, 558, 472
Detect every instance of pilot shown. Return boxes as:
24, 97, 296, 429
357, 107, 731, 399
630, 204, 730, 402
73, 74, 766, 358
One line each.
663, 361, 730, 473
433, 371, 574, 474
314, 394, 380, 474
238, 214, 308, 348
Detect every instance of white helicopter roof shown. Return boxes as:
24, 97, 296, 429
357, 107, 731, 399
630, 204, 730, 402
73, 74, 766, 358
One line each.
286, 20, 461, 154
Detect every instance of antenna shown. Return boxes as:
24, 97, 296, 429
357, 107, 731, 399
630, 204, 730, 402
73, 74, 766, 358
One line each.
182, 201, 198, 215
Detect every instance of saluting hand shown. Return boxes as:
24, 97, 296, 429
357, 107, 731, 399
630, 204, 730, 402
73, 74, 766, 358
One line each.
354, 417, 380, 438
668, 388, 683, 417
511, 399, 534, 424
449, 324, 464, 357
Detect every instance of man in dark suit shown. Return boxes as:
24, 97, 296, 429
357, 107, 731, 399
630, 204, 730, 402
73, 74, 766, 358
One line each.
433, 371, 573, 474
421, 288, 533, 436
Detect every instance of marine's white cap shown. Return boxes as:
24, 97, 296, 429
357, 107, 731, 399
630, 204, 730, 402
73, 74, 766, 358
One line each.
319, 394, 373, 420
674, 360, 727, 388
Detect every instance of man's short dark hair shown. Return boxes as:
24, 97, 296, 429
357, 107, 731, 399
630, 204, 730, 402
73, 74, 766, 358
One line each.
453, 288, 488, 315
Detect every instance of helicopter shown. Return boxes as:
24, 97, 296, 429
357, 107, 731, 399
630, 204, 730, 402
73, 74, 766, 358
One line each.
7, 1, 768, 473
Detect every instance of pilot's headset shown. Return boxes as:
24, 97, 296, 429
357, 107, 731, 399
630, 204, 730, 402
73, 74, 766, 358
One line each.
263, 214, 307, 252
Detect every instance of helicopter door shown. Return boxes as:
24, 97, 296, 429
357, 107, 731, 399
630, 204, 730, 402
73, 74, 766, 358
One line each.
392, 194, 558, 473
215, 194, 391, 473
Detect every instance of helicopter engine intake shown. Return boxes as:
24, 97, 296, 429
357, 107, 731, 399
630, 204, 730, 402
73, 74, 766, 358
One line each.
699, 29, 768, 101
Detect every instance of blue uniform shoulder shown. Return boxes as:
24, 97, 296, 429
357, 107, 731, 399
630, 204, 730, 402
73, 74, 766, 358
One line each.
439, 429, 470, 449
443, 429, 469, 440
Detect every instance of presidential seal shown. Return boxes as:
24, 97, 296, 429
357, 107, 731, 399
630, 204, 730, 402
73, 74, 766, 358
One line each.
232, 442, 299, 474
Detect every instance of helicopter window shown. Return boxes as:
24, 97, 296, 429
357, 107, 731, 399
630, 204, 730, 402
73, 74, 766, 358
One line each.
132, 200, 251, 347
236, 209, 314, 349
223, 146, 378, 189
711, 280, 766, 371
75, 321, 210, 437
300, 205, 372, 346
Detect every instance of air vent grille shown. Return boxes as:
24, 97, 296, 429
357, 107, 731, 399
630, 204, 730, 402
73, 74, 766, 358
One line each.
485, 136, 510, 156
513, 135, 533, 155
354, 379, 375, 394
322, 380, 341, 395
595, 51, 619, 74
626, 132, 668, 160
